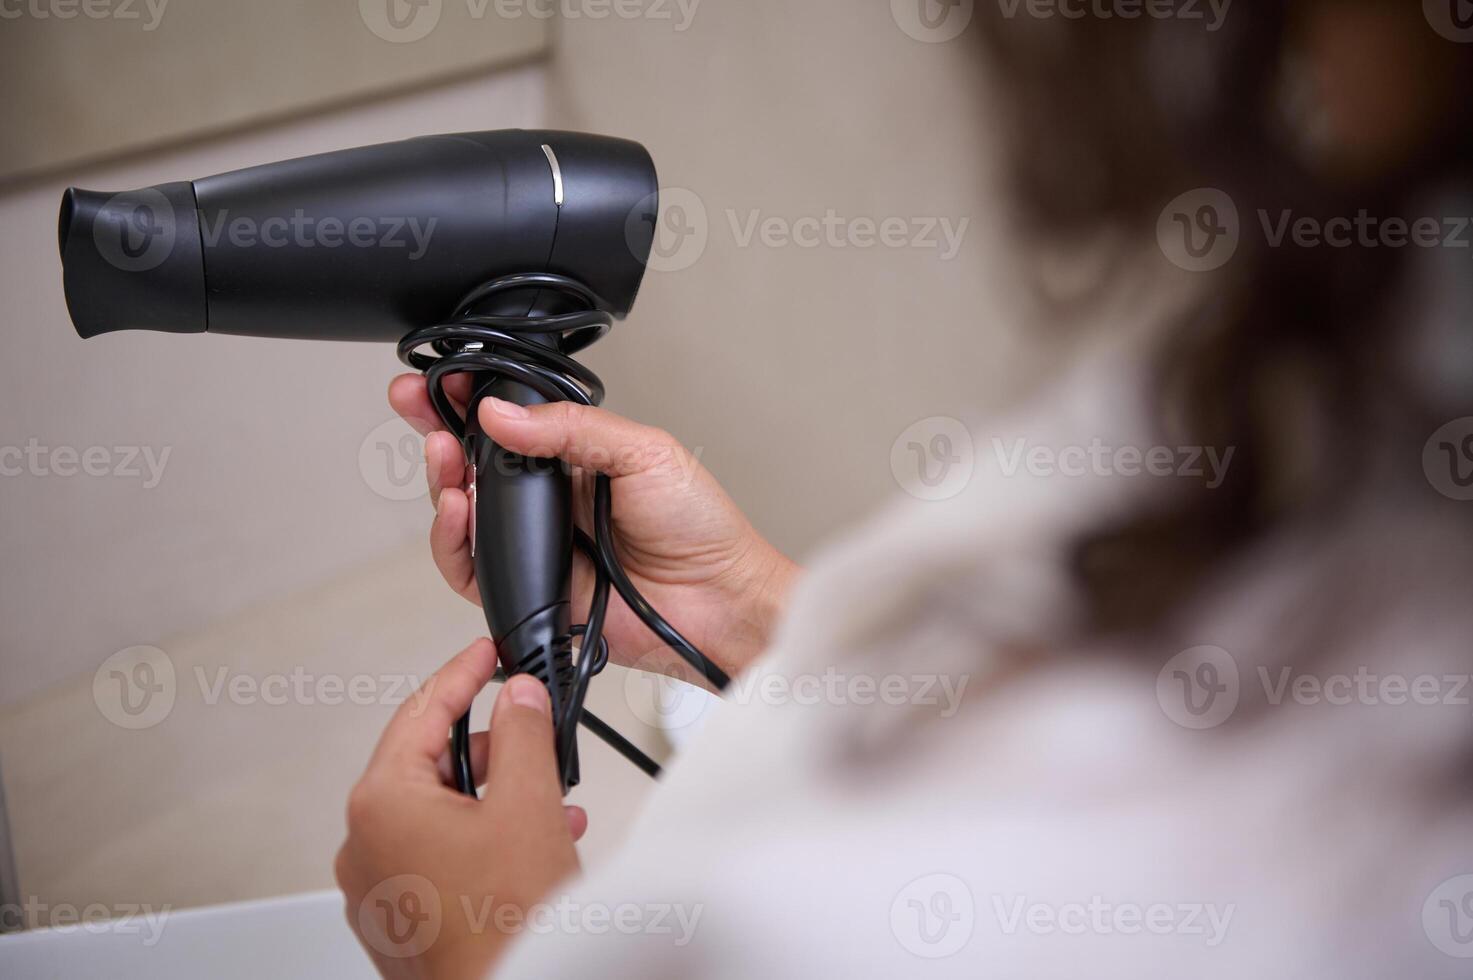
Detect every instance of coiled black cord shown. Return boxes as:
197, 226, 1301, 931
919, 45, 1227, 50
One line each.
398, 272, 730, 796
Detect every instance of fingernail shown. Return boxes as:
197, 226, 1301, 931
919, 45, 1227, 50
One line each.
505, 674, 549, 715
484, 396, 530, 419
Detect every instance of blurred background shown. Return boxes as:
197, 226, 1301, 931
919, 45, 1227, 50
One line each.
0, 1, 1059, 920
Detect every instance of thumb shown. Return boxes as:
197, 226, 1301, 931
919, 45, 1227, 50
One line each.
477, 396, 683, 479
484, 674, 565, 810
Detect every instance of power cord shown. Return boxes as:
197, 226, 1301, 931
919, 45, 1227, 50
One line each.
399, 273, 730, 795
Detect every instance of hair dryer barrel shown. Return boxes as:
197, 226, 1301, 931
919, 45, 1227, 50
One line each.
58, 130, 658, 342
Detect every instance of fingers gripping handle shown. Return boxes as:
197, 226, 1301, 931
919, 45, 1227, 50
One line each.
464, 372, 581, 790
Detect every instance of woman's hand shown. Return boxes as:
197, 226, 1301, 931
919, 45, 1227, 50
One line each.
389, 374, 799, 681
336, 639, 583, 979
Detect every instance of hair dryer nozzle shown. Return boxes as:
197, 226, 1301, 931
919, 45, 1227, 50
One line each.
59, 183, 208, 339
57, 131, 658, 344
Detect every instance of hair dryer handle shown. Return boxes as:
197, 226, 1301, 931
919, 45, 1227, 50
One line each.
463, 373, 576, 748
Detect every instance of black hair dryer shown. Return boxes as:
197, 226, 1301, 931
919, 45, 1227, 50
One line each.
59, 130, 725, 795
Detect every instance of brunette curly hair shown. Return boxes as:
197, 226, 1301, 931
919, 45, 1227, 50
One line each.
979, 1, 1473, 631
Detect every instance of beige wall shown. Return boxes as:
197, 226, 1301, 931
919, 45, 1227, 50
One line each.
546, 1, 1053, 561
0, 1, 547, 180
